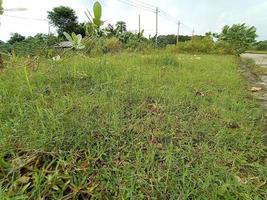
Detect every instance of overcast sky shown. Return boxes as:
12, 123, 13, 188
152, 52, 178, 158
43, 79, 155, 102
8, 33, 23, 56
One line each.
1, 0, 266, 41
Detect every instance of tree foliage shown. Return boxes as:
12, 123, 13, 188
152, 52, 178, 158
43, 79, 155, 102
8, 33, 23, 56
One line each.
219, 23, 257, 55
47, 6, 84, 37
8, 33, 26, 44
115, 21, 127, 35
254, 40, 267, 51
151, 35, 193, 48
0, 34, 59, 56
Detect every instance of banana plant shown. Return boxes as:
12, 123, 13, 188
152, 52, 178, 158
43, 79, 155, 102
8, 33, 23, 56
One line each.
85, 1, 103, 28
219, 23, 257, 55
63, 32, 85, 50
84, 1, 104, 36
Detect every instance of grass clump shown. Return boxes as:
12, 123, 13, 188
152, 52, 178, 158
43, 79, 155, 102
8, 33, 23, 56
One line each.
0, 51, 266, 199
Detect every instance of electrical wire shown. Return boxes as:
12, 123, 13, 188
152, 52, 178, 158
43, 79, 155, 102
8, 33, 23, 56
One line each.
2, 14, 47, 22
181, 22, 193, 31
130, 0, 155, 9
116, 0, 194, 32
116, 0, 155, 12
159, 11, 178, 24
3, 8, 27, 11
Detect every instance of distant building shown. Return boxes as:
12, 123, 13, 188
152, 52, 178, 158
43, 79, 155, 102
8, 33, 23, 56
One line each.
54, 41, 72, 48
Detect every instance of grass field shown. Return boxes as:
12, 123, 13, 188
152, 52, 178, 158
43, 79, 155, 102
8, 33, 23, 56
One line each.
0, 51, 266, 199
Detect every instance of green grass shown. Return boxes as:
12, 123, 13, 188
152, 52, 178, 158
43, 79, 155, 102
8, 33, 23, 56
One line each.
0, 51, 266, 199
246, 50, 267, 54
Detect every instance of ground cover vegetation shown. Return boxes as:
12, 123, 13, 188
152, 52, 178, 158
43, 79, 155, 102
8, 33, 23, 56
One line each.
0, 1, 266, 199
0, 51, 266, 199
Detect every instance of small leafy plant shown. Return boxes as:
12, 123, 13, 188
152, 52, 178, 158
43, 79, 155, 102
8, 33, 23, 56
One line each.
63, 32, 85, 50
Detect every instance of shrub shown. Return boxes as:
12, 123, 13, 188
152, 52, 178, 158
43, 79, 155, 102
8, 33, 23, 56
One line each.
82, 36, 105, 55
105, 37, 123, 53
153, 35, 193, 48
90, 38, 105, 56
167, 36, 235, 55
254, 41, 267, 51
82, 36, 95, 53
172, 36, 215, 54
215, 41, 236, 54
126, 39, 154, 52
0, 34, 59, 57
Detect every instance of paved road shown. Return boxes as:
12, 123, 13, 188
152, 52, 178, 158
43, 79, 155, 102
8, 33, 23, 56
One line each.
242, 53, 267, 67
242, 53, 267, 105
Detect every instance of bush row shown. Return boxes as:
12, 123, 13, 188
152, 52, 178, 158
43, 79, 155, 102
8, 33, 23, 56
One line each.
167, 36, 235, 55
1, 34, 238, 59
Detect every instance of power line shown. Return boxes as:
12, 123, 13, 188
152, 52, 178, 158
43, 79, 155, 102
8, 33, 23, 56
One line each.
158, 9, 178, 24
3, 8, 27, 12
116, 0, 155, 12
132, 0, 156, 8
181, 22, 193, 31
116, 0, 195, 33
122, 0, 155, 10
159, 12, 178, 24
2, 14, 47, 22
115, 0, 196, 45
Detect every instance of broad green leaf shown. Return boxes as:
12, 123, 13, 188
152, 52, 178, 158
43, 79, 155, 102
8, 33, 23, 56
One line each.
71, 32, 77, 42
93, 18, 102, 27
63, 32, 73, 42
76, 34, 82, 44
93, 1, 102, 20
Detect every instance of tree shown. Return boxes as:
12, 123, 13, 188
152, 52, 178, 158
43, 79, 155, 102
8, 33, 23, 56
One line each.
8, 33, 25, 44
254, 40, 267, 51
105, 24, 116, 37
219, 23, 257, 55
115, 21, 127, 35
205, 32, 219, 39
47, 6, 82, 37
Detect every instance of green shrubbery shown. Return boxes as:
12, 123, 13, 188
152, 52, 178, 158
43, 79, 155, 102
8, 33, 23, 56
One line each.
0, 34, 59, 57
167, 36, 235, 55
105, 37, 123, 53
253, 40, 267, 51
219, 24, 257, 55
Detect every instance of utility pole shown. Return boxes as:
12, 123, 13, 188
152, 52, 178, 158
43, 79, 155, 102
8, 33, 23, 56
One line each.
176, 20, 181, 45
155, 7, 158, 45
192, 29, 195, 37
138, 14, 141, 34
